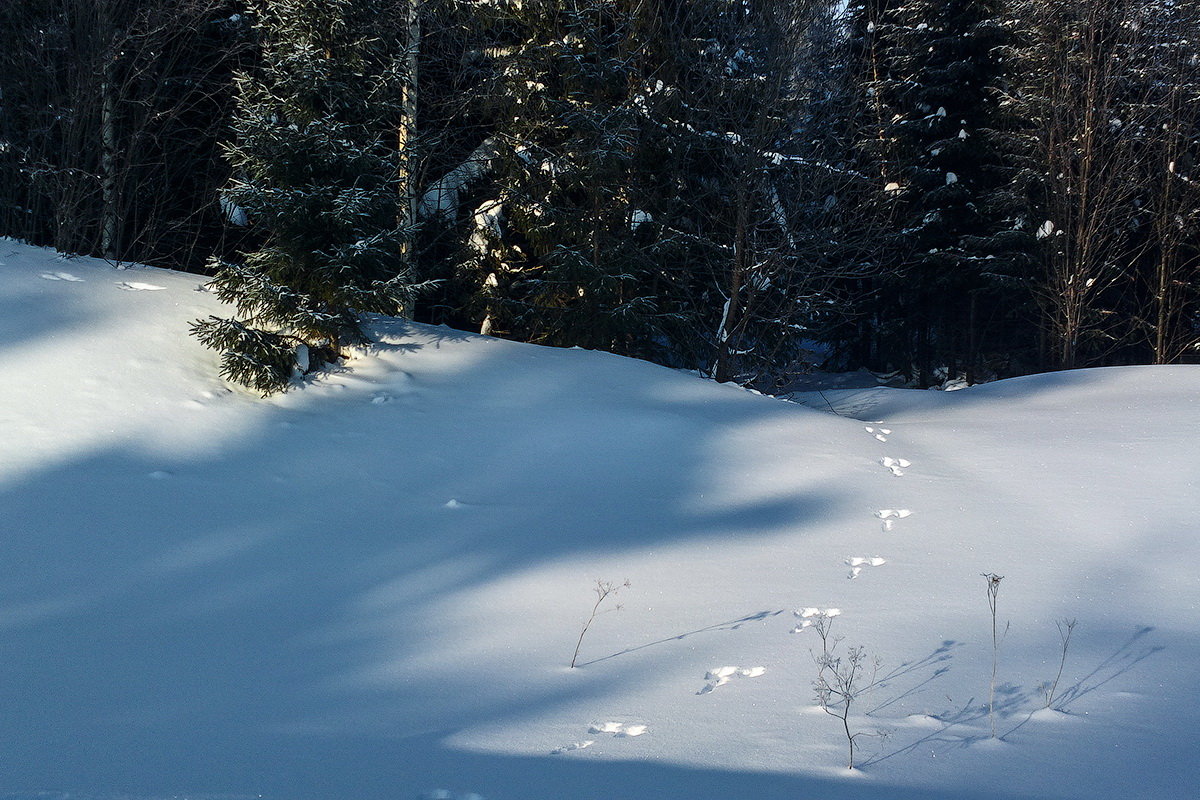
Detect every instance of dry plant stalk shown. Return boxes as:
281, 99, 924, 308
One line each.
570, 578, 630, 668
982, 572, 1006, 737
1043, 617, 1077, 709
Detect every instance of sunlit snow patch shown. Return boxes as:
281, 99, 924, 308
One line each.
698, 665, 767, 694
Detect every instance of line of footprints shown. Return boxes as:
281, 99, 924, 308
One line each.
555, 421, 912, 756
849, 422, 914, 578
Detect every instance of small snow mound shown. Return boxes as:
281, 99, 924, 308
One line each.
700, 665, 765, 693
1029, 708, 1077, 723
941, 377, 970, 391
902, 714, 944, 728
589, 721, 646, 737
970, 737, 1010, 751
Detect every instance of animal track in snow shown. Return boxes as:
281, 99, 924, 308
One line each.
40, 271, 84, 281
551, 740, 594, 755
865, 425, 893, 442
875, 508, 912, 531
115, 281, 166, 291
588, 721, 648, 737
791, 607, 840, 633
880, 456, 911, 476
845, 556, 887, 579
697, 665, 766, 694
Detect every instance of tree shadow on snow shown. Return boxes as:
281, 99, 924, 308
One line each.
0, 320, 854, 799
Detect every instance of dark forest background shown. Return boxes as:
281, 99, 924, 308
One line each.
2, 0, 1197, 392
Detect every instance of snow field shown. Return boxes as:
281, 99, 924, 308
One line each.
1, 242, 1198, 800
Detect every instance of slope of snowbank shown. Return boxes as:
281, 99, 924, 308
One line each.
1, 242, 1197, 800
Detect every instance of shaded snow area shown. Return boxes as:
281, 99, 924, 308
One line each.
1, 241, 1198, 800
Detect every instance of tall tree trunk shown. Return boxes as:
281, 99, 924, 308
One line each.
98, 0, 120, 262
396, 0, 420, 318
714, 181, 750, 383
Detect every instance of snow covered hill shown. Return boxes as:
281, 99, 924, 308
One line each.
1, 241, 1197, 800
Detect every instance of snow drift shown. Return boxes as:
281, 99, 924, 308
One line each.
1, 242, 1197, 800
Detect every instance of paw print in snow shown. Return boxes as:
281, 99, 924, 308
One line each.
845, 556, 887, 579
588, 721, 648, 737
791, 607, 840, 633
865, 425, 893, 442
875, 508, 912, 531
697, 665, 766, 695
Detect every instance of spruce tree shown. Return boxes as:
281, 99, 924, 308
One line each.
445, 0, 830, 383
845, 0, 1033, 381
193, 0, 417, 394
667, 0, 820, 384
453, 0, 683, 358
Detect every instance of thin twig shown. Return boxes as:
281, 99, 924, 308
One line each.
570, 579, 630, 668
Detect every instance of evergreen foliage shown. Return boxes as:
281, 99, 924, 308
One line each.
438, 0, 831, 384
2, 0, 1197, 391
668, 0, 822, 384
450, 0, 687, 359
844, 0, 1035, 381
192, 0, 418, 394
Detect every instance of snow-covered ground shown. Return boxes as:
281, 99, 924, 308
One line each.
1, 241, 1196, 800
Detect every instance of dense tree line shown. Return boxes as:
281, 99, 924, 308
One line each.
1, 0, 1196, 392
